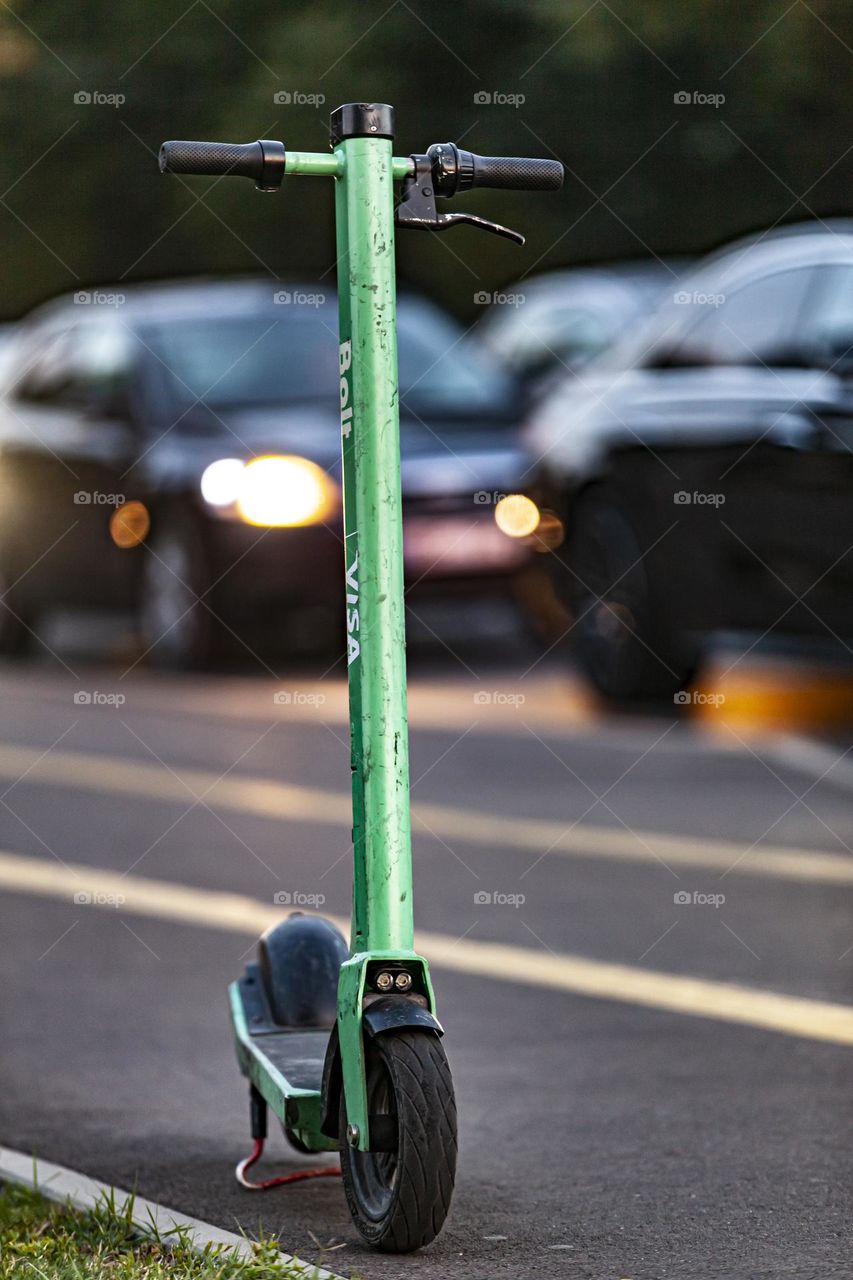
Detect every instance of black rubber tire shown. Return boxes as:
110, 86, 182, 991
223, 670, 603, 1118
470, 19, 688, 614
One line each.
283, 1127, 315, 1154
562, 488, 693, 701
138, 515, 223, 670
0, 598, 31, 656
340, 1030, 457, 1253
0, 550, 35, 657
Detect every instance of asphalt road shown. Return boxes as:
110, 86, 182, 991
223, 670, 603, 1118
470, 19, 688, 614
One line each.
0, 627, 851, 1280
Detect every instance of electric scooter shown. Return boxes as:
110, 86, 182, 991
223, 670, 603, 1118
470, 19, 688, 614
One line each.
159, 102, 563, 1253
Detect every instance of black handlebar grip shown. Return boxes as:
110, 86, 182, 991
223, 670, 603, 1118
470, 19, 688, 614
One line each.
469, 153, 564, 192
427, 143, 563, 197
158, 139, 285, 191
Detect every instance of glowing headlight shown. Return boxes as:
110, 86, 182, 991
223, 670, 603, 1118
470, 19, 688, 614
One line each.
200, 458, 244, 507
494, 493, 540, 539
237, 455, 336, 527
200, 456, 336, 527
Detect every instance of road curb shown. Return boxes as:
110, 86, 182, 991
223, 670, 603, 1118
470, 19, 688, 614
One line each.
0, 1145, 345, 1280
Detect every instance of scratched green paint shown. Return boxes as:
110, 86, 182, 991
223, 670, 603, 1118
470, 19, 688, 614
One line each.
336, 135, 414, 957
333, 135, 418, 1151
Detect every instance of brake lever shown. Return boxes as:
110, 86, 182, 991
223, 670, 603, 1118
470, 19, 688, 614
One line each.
429, 211, 524, 246
395, 155, 525, 246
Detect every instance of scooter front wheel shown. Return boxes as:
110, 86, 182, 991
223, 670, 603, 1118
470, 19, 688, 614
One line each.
340, 1029, 457, 1252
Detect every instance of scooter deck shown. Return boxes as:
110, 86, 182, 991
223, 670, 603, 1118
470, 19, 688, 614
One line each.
229, 966, 336, 1151
252, 1030, 327, 1091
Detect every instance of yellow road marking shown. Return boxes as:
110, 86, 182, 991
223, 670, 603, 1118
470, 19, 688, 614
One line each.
1, 673, 596, 736
1, 850, 851, 1046
0, 741, 850, 885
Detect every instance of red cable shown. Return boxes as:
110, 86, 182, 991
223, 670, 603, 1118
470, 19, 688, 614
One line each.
235, 1138, 341, 1190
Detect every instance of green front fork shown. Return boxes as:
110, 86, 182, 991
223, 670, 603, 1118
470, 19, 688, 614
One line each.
294, 138, 434, 1151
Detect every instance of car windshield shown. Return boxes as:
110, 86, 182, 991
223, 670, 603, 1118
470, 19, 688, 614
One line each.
144, 301, 515, 418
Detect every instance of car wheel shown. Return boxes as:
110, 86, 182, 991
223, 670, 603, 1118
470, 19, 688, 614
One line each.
138, 516, 220, 670
562, 488, 693, 701
0, 601, 31, 657
0, 552, 35, 657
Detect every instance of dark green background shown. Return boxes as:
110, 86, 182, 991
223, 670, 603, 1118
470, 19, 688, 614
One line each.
1, 0, 851, 319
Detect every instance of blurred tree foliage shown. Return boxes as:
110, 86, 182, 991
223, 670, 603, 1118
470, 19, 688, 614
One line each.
1, 0, 852, 319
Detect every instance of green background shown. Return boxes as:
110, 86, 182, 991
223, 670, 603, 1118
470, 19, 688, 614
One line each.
0, 0, 850, 319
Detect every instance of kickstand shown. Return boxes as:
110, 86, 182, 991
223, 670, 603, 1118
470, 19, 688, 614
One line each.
235, 1086, 340, 1190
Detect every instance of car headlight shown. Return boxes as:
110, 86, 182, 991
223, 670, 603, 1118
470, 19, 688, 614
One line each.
200, 458, 245, 507
494, 493, 540, 538
200, 455, 337, 528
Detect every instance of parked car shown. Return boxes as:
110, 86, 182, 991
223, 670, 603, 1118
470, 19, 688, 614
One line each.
0, 280, 530, 667
473, 261, 687, 395
523, 224, 853, 700
0, 325, 17, 384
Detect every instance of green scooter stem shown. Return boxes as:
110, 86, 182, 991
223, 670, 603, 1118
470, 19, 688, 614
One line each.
333, 130, 434, 1152
335, 135, 413, 956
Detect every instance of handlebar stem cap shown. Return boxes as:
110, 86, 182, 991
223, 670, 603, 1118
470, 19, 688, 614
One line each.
330, 102, 395, 148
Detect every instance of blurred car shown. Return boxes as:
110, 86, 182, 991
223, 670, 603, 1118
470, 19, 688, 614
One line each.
0, 280, 530, 667
472, 262, 686, 395
0, 325, 17, 382
523, 224, 853, 700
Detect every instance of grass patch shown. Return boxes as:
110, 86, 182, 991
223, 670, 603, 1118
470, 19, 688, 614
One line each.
0, 1181, 333, 1279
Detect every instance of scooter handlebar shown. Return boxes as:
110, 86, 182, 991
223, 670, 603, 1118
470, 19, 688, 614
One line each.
426, 143, 563, 196
159, 139, 285, 190
158, 136, 563, 197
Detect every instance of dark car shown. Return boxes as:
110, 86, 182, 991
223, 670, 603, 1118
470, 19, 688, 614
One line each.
523, 224, 853, 700
0, 280, 530, 667
473, 261, 687, 396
